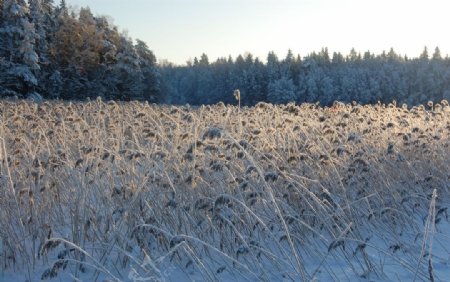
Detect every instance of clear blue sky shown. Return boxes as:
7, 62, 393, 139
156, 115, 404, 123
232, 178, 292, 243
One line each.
68, 0, 450, 65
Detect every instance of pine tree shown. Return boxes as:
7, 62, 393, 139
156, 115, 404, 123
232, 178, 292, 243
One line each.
318, 47, 330, 65
332, 52, 344, 64
347, 48, 360, 63
432, 46, 441, 61
387, 48, 399, 62
363, 51, 373, 61
199, 53, 209, 66
280, 49, 294, 78
420, 46, 429, 61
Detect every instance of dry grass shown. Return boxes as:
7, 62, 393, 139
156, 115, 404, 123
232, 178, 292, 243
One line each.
0, 99, 449, 281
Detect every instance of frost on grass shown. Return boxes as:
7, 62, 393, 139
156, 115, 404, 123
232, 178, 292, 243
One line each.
202, 126, 223, 140
0, 100, 449, 281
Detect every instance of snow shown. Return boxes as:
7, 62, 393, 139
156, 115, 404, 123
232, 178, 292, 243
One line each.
2, 211, 449, 282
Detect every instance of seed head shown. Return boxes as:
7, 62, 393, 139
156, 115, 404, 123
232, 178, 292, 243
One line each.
233, 89, 241, 101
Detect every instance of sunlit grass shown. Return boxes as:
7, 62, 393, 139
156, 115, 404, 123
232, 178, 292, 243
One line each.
0, 99, 449, 281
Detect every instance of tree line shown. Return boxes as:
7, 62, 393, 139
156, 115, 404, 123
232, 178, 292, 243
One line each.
160, 47, 450, 106
1, 1, 450, 106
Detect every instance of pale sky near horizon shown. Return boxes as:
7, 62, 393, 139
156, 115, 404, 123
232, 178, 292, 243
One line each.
68, 0, 450, 65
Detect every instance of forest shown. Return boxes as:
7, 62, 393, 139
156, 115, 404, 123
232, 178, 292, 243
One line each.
1, 0, 450, 106
0, 0, 160, 102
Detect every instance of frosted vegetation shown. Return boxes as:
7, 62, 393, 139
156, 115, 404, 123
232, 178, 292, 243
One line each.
1, 1, 450, 106
0, 99, 449, 281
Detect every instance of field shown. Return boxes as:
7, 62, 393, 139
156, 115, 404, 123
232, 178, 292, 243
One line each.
0, 99, 449, 281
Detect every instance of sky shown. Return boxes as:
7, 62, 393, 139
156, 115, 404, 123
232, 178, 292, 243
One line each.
68, 0, 450, 65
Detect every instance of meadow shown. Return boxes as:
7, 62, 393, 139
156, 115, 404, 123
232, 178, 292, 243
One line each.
0, 99, 449, 281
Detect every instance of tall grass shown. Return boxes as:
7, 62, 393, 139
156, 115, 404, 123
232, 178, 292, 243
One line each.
0, 99, 449, 281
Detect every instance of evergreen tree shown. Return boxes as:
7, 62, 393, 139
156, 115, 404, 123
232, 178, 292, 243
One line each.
387, 48, 399, 62
135, 39, 160, 102
199, 53, 209, 66
318, 47, 330, 65
420, 46, 429, 61
111, 36, 144, 100
0, 0, 39, 97
347, 48, 360, 63
267, 76, 296, 104
363, 51, 373, 61
432, 46, 442, 60
267, 51, 280, 82
54, 0, 66, 17
332, 52, 344, 64
29, 0, 47, 60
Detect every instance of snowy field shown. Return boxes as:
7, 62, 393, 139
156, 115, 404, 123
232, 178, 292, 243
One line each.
1, 99, 449, 281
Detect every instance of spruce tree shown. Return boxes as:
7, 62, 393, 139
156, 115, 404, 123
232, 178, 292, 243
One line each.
432, 46, 442, 60
419, 46, 429, 61
0, 0, 39, 97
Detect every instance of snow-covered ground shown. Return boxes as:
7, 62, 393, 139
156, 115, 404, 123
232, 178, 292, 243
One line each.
2, 213, 449, 282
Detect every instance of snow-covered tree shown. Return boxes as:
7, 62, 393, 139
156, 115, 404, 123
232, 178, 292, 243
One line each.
28, 0, 47, 60
267, 76, 297, 104
135, 39, 160, 102
54, 0, 66, 17
332, 52, 345, 64
0, 0, 39, 97
109, 36, 144, 100
267, 51, 280, 82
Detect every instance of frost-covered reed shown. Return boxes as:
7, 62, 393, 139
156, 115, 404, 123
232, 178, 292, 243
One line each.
0, 99, 449, 281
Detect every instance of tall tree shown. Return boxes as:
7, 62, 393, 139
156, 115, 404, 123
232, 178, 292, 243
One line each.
332, 52, 344, 64
110, 35, 144, 100
267, 51, 280, 82
432, 46, 442, 60
0, 0, 40, 96
199, 53, 209, 66
77, 7, 103, 72
50, 12, 83, 69
419, 46, 429, 61
54, 0, 66, 17
135, 39, 160, 102
347, 48, 360, 63
29, 0, 47, 60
